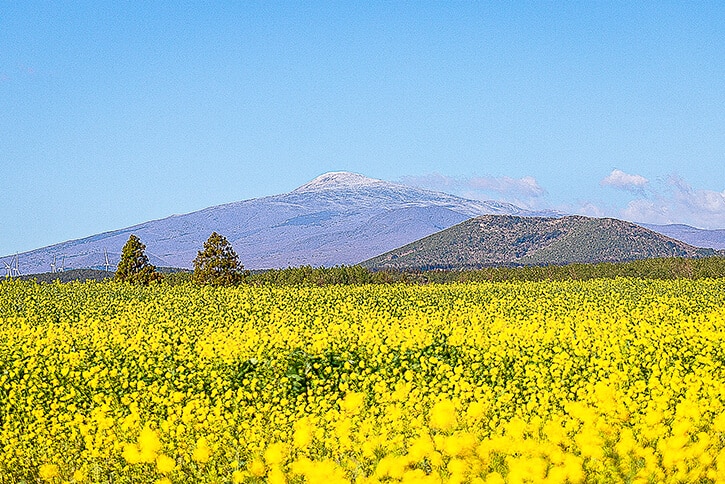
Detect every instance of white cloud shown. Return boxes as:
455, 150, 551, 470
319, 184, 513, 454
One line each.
621, 199, 670, 224
572, 202, 607, 218
601, 169, 649, 192
669, 176, 725, 214
620, 176, 725, 229
401, 171, 725, 229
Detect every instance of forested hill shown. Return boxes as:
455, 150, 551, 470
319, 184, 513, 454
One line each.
362, 215, 720, 270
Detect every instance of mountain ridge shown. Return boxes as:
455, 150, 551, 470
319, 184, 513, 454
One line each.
6, 172, 725, 275
362, 215, 721, 270
3, 172, 561, 274
638, 223, 725, 250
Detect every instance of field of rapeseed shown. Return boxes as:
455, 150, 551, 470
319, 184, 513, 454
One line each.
1, 278, 725, 483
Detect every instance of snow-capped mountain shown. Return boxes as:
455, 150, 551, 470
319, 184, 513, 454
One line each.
5, 171, 562, 273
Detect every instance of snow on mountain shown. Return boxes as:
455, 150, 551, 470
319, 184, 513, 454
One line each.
292, 171, 388, 192
5, 172, 562, 274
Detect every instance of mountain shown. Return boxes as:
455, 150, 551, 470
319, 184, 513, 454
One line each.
4, 172, 560, 274
639, 223, 725, 250
362, 215, 721, 270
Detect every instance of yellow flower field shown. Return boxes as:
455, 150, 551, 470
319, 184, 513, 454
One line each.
1, 278, 725, 483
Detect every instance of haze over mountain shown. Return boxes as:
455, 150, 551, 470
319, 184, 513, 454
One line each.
362, 215, 721, 271
637, 223, 725, 250
4, 172, 561, 274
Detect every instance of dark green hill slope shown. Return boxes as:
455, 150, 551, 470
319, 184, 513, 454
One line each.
362, 215, 719, 270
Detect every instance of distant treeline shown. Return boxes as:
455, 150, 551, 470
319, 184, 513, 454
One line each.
410, 256, 725, 284
17, 267, 184, 284
18, 269, 113, 283
13, 256, 725, 286
182, 256, 725, 285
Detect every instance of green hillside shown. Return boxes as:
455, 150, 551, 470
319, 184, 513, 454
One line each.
362, 215, 719, 270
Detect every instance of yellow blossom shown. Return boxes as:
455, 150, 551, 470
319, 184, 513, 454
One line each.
156, 454, 176, 474
192, 436, 211, 463
39, 463, 59, 481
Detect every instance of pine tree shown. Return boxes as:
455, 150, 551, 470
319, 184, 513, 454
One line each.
115, 234, 162, 284
193, 232, 246, 286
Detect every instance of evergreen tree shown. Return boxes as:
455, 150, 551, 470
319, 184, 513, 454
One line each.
115, 234, 162, 284
193, 232, 246, 286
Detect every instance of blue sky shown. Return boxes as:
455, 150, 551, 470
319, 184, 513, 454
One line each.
2, 2, 724, 256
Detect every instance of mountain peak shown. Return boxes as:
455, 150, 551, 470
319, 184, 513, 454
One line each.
293, 172, 387, 192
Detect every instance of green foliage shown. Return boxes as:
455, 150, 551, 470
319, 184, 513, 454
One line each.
192, 232, 247, 286
114, 235, 162, 285
158, 270, 193, 285
26, 256, 725, 287
20, 269, 113, 283
249, 265, 380, 286
402, 256, 725, 283
243, 257, 725, 286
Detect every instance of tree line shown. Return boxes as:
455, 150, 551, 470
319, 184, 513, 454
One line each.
236, 257, 725, 285
105, 233, 725, 287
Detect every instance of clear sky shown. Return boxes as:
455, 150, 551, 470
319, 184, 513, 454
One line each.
2, 2, 724, 256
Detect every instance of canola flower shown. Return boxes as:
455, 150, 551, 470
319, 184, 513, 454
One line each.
1, 278, 725, 482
